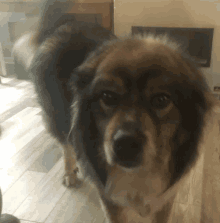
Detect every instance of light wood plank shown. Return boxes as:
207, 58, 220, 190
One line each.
75, 0, 112, 2
189, 153, 204, 207
10, 131, 50, 168
175, 146, 204, 207
171, 203, 201, 223
20, 220, 40, 223
0, 166, 29, 194
0, 97, 39, 123
1, 107, 41, 140
28, 143, 62, 173
0, 133, 54, 193
7, 111, 43, 141
14, 158, 66, 222
188, 205, 201, 223
201, 110, 220, 223
171, 202, 189, 223
44, 182, 105, 223
175, 170, 192, 205
211, 148, 220, 222
0, 42, 7, 76
0, 87, 32, 114
0, 116, 44, 168
2, 171, 46, 214
0, 76, 14, 84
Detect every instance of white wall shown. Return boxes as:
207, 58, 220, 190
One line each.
0, 12, 26, 42
0, 12, 39, 42
114, 0, 220, 90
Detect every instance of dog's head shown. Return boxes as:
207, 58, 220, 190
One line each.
72, 34, 215, 214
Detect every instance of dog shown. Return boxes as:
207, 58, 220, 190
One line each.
14, 0, 217, 222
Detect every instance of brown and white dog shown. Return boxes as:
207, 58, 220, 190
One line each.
14, 0, 217, 222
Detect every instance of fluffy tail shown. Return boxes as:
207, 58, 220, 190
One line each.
32, 0, 77, 45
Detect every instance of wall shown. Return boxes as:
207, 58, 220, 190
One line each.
0, 1, 40, 43
11, 16, 39, 40
0, 12, 25, 43
0, 12, 39, 43
114, 0, 220, 90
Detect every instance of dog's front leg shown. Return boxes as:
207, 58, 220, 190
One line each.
62, 144, 81, 188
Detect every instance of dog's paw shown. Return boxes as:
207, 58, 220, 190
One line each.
127, 192, 151, 217
62, 168, 82, 188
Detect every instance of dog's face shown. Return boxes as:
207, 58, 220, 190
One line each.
74, 35, 213, 214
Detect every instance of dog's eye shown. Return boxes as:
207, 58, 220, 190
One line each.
151, 94, 171, 109
100, 91, 120, 107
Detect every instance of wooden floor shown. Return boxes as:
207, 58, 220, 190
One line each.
0, 76, 220, 223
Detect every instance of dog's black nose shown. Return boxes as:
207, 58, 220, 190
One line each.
113, 130, 144, 168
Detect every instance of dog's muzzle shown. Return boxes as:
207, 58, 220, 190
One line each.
113, 129, 145, 168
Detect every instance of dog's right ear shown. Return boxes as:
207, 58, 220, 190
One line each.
33, 0, 77, 45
